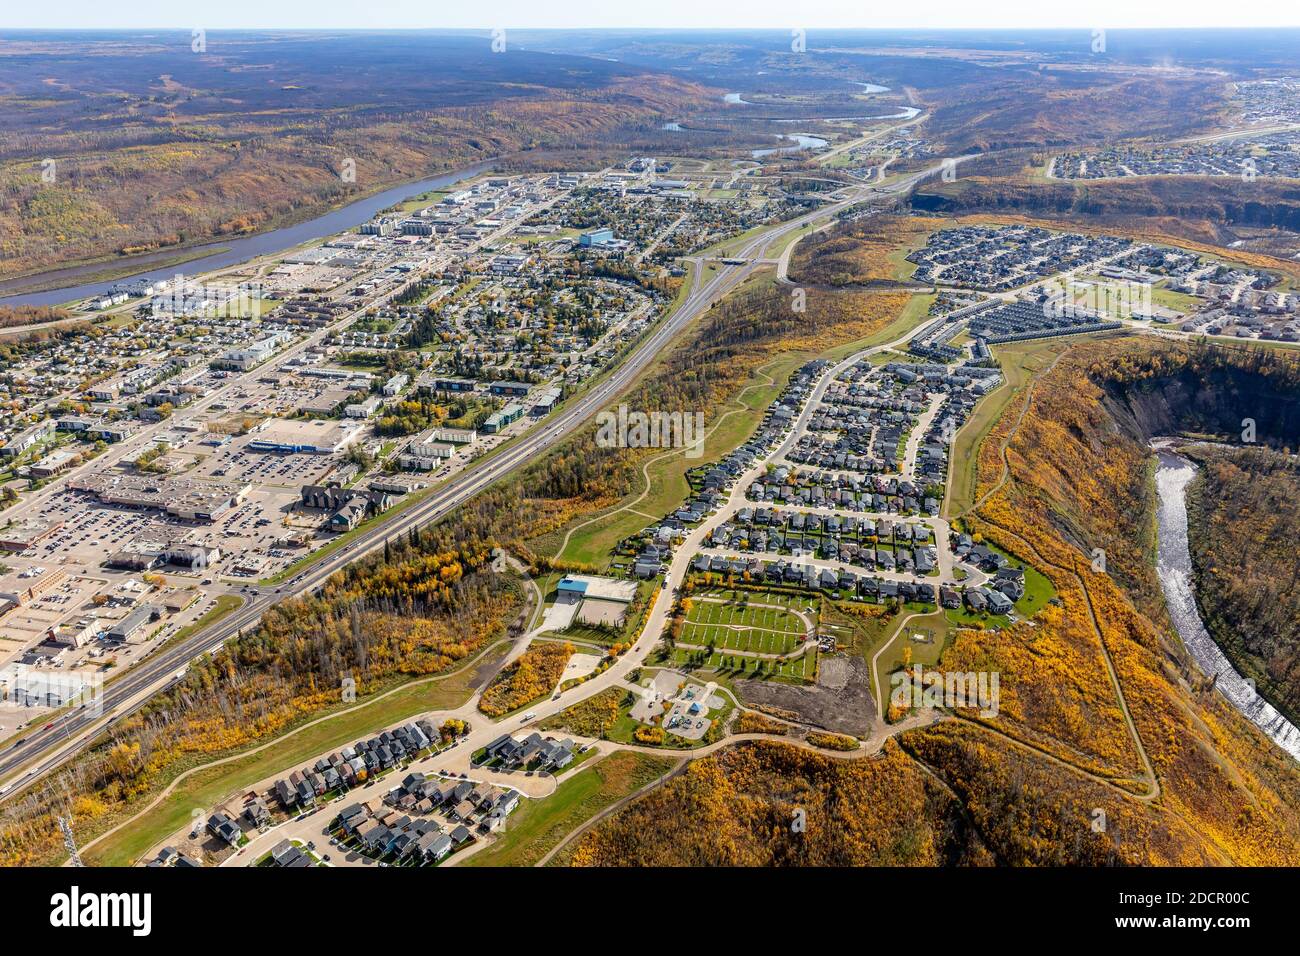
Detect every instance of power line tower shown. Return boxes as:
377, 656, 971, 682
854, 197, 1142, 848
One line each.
59, 816, 84, 867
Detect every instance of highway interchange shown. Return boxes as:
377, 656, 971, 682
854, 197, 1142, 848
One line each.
0, 159, 950, 802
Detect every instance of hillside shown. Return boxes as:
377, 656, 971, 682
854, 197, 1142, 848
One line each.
912, 174, 1300, 249
0, 32, 710, 282
1185, 446, 1300, 724
566, 337, 1300, 866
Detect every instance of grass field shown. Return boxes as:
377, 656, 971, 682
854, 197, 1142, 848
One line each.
943, 337, 1075, 517
537, 307, 811, 567
665, 644, 818, 682
1150, 281, 1204, 314
871, 608, 951, 698
81, 649, 502, 867
463, 751, 677, 867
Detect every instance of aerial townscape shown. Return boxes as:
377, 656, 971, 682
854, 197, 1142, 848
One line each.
0, 10, 1297, 920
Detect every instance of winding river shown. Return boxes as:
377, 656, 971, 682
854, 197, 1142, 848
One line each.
0, 161, 494, 309
751, 134, 830, 158
1154, 449, 1300, 760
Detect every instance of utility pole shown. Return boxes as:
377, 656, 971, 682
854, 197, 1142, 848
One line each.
59, 816, 84, 867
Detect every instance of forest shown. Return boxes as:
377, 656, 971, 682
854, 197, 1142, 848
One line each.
478, 641, 575, 718
568, 335, 1300, 866
911, 173, 1300, 247
0, 305, 70, 330
563, 740, 993, 866
0, 32, 711, 282
1186, 446, 1300, 724
0, 524, 524, 865
788, 213, 938, 287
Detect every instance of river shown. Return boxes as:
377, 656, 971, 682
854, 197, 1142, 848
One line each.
751, 134, 830, 158
1153, 449, 1300, 760
0, 161, 494, 309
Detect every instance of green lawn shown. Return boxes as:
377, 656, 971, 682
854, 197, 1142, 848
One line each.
80, 647, 503, 867
680, 591, 812, 656
462, 751, 677, 867
871, 608, 951, 703
943, 337, 1074, 517
663, 644, 817, 683
1150, 281, 1204, 314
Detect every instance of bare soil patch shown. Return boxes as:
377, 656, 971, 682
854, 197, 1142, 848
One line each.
734, 654, 874, 736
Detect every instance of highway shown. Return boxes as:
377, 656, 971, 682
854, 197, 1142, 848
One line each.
0, 159, 949, 799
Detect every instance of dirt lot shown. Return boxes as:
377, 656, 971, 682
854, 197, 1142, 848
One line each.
734, 653, 874, 737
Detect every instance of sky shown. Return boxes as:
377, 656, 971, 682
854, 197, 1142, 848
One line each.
4, 0, 1300, 31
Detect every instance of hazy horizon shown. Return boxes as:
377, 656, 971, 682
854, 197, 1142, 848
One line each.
3, 2, 1300, 31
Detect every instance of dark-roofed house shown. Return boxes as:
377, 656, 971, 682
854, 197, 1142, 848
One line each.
206, 811, 242, 846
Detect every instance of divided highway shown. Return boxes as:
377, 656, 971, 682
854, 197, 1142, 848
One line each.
0, 161, 947, 799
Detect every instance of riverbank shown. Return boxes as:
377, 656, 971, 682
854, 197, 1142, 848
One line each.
0, 160, 495, 309
1152, 447, 1300, 761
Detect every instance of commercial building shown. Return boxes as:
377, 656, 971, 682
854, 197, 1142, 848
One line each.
30, 449, 77, 478
488, 381, 531, 398
301, 484, 393, 532
555, 574, 639, 604
55, 416, 98, 434
89, 422, 137, 444
246, 418, 362, 455
531, 386, 562, 416
1, 666, 98, 709
105, 604, 160, 643
111, 537, 221, 573
420, 377, 476, 394
0, 519, 64, 553
69, 473, 250, 522
0, 567, 70, 606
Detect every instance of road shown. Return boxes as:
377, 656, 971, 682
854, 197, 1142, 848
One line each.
0, 158, 952, 799
215, 335, 964, 865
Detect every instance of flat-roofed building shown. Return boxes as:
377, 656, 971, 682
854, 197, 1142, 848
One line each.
0, 567, 70, 606
105, 604, 159, 643
69, 473, 249, 522
555, 574, 639, 604
30, 449, 77, 478
397, 429, 456, 471
344, 396, 382, 419
0, 519, 64, 553
1, 421, 54, 458
488, 381, 531, 398
426, 427, 477, 445
246, 418, 362, 455
481, 404, 523, 434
